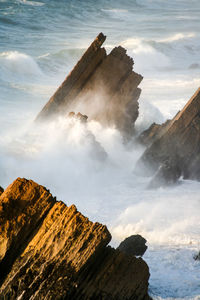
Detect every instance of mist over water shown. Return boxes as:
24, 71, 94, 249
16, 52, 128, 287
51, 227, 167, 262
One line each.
1, 0, 200, 299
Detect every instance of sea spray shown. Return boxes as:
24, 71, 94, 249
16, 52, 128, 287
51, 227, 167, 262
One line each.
1, 113, 200, 299
1, 0, 200, 298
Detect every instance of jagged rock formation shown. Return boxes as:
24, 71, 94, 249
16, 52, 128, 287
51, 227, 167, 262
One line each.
138, 120, 172, 146
117, 235, 147, 257
137, 87, 200, 183
0, 178, 151, 300
0, 178, 56, 282
36, 33, 143, 136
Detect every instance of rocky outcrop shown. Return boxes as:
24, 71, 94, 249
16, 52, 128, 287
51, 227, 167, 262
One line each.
0, 178, 56, 284
68, 111, 88, 123
0, 178, 151, 300
117, 235, 147, 257
36, 33, 143, 136
137, 87, 200, 183
138, 119, 172, 146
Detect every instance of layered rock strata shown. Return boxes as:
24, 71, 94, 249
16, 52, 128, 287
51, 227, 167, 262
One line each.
0, 178, 150, 300
137, 87, 200, 182
137, 119, 172, 146
36, 33, 143, 136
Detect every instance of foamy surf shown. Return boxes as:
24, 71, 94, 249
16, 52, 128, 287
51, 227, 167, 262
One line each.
1, 114, 200, 299
1, 0, 200, 298
0, 51, 43, 79
158, 32, 196, 43
16, 0, 45, 6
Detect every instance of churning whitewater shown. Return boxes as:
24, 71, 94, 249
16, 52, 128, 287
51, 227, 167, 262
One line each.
1, 0, 200, 299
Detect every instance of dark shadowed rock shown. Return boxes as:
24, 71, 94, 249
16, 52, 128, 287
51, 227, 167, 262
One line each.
148, 159, 182, 189
193, 251, 200, 261
36, 33, 143, 137
0, 186, 3, 196
76, 112, 88, 122
0, 178, 151, 300
117, 235, 148, 257
137, 87, 200, 184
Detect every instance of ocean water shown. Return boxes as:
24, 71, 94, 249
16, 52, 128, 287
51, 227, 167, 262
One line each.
1, 0, 200, 299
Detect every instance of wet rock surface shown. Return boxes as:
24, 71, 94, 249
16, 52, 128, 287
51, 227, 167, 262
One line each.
36, 33, 143, 137
0, 178, 151, 300
117, 235, 148, 257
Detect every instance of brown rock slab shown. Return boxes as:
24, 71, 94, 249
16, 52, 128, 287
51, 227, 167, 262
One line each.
36, 33, 143, 137
137, 87, 200, 183
0, 178, 151, 300
138, 119, 172, 146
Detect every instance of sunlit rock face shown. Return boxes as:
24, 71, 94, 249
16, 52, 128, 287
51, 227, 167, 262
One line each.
0, 178, 56, 275
137, 87, 200, 185
36, 33, 143, 137
0, 178, 151, 300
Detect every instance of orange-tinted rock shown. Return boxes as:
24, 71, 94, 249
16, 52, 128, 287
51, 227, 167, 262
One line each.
0, 178, 56, 283
0, 178, 151, 300
36, 33, 142, 136
137, 87, 200, 182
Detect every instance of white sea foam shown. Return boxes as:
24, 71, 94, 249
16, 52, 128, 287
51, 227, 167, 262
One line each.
1, 114, 200, 300
111, 181, 200, 246
135, 99, 164, 132
158, 33, 196, 43
17, 0, 45, 6
121, 38, 170, 71
101, 9, 128, 13
1, 0, 200, 298
0, 51, 43, 79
